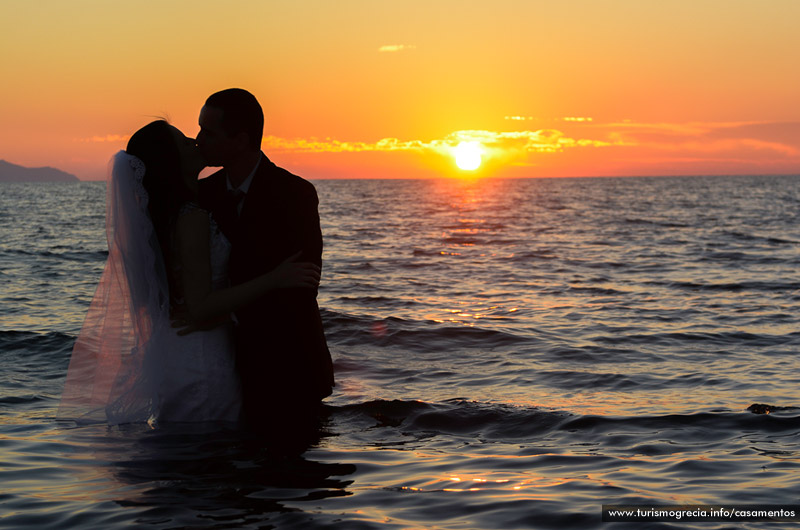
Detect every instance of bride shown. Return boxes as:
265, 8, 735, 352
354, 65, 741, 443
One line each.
58, 120, 319, 425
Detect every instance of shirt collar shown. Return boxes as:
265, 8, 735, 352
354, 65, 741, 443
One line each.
226, 152, 262, 195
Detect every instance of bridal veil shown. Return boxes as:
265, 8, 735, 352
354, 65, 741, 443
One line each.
59, 151, 170, 424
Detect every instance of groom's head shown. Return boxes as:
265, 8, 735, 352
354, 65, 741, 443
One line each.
197, 88, 264, 167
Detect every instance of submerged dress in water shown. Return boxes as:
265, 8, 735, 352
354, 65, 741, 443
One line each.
157, 204, 242, 423
59, 153, 241, 424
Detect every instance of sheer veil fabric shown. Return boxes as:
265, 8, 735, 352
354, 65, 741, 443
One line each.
59, 151, 170, 424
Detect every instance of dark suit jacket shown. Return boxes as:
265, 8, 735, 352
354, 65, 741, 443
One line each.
199, 154, 333, 420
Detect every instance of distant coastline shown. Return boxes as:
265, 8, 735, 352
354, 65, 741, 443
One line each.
0, 160, 79, 183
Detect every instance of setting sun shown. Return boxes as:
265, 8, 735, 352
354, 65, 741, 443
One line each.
454, 141, 483, 171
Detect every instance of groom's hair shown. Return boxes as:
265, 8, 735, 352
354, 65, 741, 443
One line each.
205, 88, 264, 150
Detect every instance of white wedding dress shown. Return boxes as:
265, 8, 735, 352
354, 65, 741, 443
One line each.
156, 205, 242, 423
59, 152, 241, 425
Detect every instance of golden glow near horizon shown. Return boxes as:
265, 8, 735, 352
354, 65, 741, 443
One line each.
1, 0, 800, 180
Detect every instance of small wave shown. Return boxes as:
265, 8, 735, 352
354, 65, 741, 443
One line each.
349, 261, 377, 270
747, 403, 800, 415
536, 369, 665, 391
559, 410, 800, 436
442, 221, 508, 231
624, 217, 691, 228
321, 310, 530, 350
0, 330, 75, 351
651, 279, 800, 293
439, 237, 474, 246
333, 296, 416, 308
721, 230, 800, 246
409, 400, 566, 439
334, 399, 567, 439
513, 249, 558, 260
565, 285, 627, 296
3, 249, 107, 261
0, 395, 46, 405
51, 250, 108, 262
595, 330, 797, 347
0, 331, 75, 367
336, 398, 433, 428
332, 399, 800, 445
382, 324, 529, 350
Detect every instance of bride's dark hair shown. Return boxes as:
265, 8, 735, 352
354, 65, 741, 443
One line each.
125, 120, 195, 300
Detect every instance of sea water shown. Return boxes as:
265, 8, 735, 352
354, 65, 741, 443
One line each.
1, 175, 799, 529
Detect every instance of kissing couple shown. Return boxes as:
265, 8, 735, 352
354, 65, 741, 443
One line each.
59, 89, 335, 440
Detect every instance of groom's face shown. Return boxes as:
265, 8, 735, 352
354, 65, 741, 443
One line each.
197, 105, 237, 167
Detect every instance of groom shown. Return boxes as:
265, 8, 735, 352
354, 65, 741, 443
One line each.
197, 88, 334, 437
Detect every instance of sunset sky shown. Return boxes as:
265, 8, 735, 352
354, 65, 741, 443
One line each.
2, 0, 799, 180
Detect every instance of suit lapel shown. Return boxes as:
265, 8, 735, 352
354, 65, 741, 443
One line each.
238, 152, 275, 226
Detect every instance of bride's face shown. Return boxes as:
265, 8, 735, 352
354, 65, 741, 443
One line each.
169, 126, 205, 190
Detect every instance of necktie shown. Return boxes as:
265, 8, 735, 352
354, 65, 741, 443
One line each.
228, 188, 245, 216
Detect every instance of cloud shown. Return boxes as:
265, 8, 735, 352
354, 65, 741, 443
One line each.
378, 44, 416, 53
263, 120, 800, 176
263, 135, 427, 153
504, 116, 594, 123
598, 121, 800, 157
263, 128, 625, 161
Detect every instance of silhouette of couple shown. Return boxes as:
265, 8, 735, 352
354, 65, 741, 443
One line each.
60, 89, 334, 441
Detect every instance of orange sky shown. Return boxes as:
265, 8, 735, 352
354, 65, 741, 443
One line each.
1, 0, 799, 180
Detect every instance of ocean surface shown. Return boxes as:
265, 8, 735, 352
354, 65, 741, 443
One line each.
1, 175, 799, 529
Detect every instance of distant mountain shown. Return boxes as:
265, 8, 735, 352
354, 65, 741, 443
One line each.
0, 160, 79, 183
